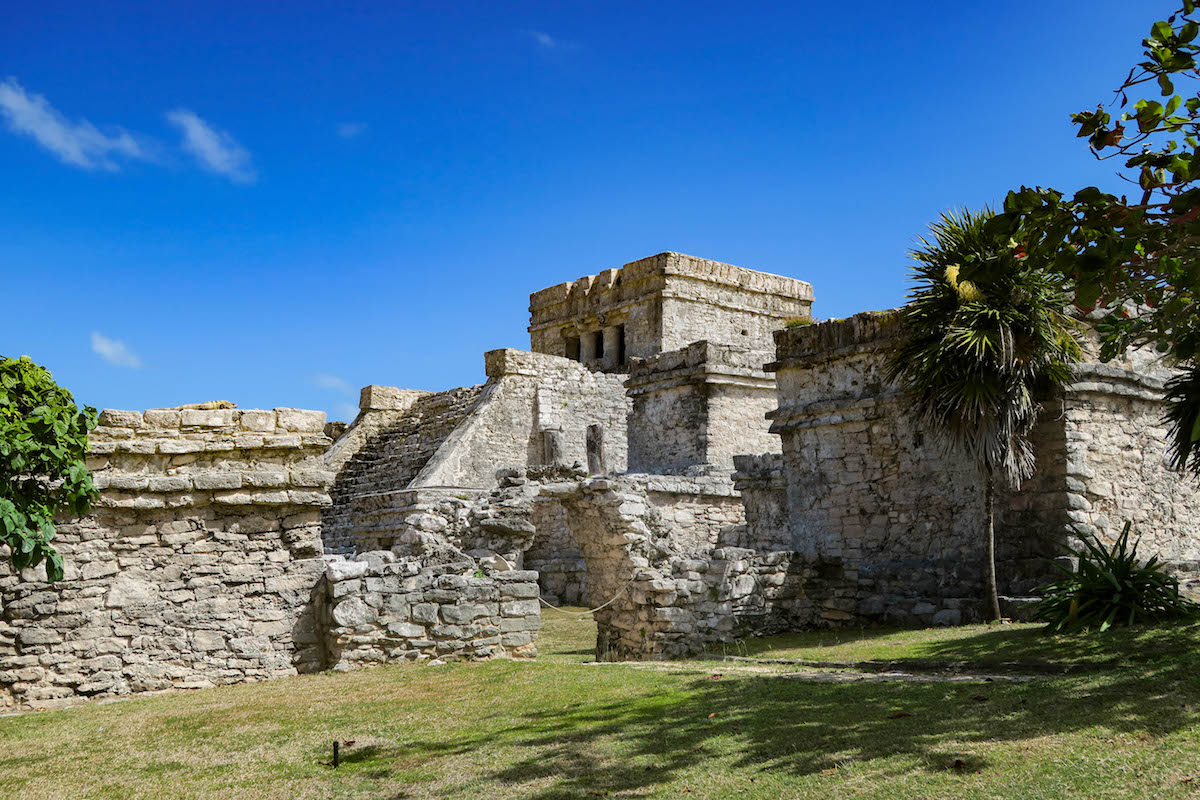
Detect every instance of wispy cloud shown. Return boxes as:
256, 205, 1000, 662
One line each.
0, 77, 150, 170
337, 122, 367, 139
313, 373, 358, 421
314, 373, 352, 393
90, 332, 142, 368
166, 109, 255, 184
523, 30, 578, 52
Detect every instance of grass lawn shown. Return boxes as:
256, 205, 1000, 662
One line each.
0, 611, 1198, 799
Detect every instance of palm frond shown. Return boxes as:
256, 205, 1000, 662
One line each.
889, 207, 1085, 487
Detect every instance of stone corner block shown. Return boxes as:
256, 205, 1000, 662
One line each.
98, 409, 143, 428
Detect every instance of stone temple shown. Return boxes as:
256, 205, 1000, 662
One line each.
2, 251, 1197, 709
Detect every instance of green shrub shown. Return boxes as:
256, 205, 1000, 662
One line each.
784, 317, 814, 328
1032, 521, 1200, 632
0, 355, 98, 580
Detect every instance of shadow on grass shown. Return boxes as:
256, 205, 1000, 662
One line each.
385, 637, 1200, 799
919, 622, 1200, 666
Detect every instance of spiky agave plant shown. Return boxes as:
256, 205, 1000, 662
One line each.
887, 208, 1084, 620
1033, 520, 1200, 632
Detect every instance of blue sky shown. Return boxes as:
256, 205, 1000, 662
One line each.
0, 0, 1163, 420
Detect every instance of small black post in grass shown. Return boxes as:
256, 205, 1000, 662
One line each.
333, 740, 340, 768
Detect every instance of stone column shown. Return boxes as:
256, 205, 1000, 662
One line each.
602, 327, 621, 370
580, 331, 597, 362
542, 428, 566, 466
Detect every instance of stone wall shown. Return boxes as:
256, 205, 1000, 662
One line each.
537, 474, 840, 660
768, 312, 1003, 625
629, 473, 747, 552
1059, 362, 1200, 583
626, 340, 779, 474
0, 407, 334, 710
765, 311, 1200, 623
317, 555, 540, 665
524, 498, 586, 605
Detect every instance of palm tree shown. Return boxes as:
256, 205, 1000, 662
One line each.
887, 208, 1084, 620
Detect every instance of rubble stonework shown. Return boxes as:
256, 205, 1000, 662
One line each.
4, 251, 1198, 707
0, 408, 334, 710
317, 556, 540, 666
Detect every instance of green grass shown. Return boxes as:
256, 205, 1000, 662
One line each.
726, 620, 1200, 667
1, 612, 1198, 799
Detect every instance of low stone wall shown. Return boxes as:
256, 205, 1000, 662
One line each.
0, 407, 334, 711
317, 555, 540, 665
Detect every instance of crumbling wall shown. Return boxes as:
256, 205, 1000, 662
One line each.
537, 472, 833, 660
0, 407, 334, 711
317, 555, 540, 665
731, 453, 790, 551
629, 473, 747, 551
524, 498, 586, 605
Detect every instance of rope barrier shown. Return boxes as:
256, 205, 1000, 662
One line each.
488, 552, 635, 617
537, 576, 636, 617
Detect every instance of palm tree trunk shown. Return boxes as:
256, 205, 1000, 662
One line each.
985, 471, 1001, 621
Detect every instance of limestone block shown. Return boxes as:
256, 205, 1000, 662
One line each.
193, 631, 225, 651
501, 599, 539, 618
17, 628, 62, 645
181, 409, 234, 427
157, 440, 207, 454
387, 622, 426, 638
148, 476, 192, 493
99, 410, 143, 428
193, 473, 243, 490
143, 410, 181, 427
239, 410, 276, 432
275, 408, 326, 433
244, 471, 289, 488
332, 597, 376, 627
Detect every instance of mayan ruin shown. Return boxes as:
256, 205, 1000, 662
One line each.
2, 250, 1196, 712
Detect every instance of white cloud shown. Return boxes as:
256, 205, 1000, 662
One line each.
165, 109, 255, 184
0, 77, 149, 170
337, 122, 367, 139
90, 332, 142, 369
314, 373, 352, 393
527, 30, 559, 49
